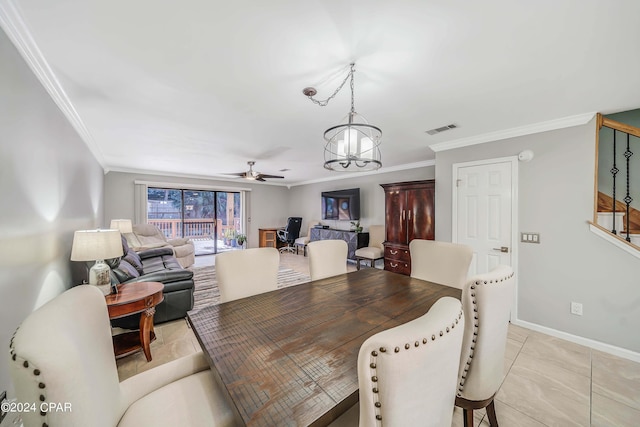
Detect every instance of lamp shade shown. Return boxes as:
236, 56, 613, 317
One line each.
70, 229, 123, 261
110, 219, 133, 234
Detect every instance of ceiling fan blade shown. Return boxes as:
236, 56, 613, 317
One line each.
256, 176, 266, 182
224, 172, 247, 177
258, 174, 284, 179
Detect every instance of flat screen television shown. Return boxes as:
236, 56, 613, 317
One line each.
321, 188, 360, 220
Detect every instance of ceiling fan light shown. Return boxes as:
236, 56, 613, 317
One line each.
228, 161, 285, 181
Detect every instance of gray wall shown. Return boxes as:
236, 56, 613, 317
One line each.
606, 108, 640, 128
104, 172, 291, 248
436, 119, 640, 352
287, 167, 435, 237
0, 29, 105, 392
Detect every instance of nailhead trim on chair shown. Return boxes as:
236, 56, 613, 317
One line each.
368, 309, 464, 423
9, 327, 50, 427
457, 271, 515, 396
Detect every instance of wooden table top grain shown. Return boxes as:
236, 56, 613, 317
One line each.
187, 268, 461, 427
105, 281, 164, 319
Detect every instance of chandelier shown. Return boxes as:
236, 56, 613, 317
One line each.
303, 63, 382, 171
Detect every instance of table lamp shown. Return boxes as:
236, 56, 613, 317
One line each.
70, 229, 123, 295
110, 219, 133, 234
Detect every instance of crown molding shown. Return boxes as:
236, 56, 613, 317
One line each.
429, 112, 596, 153
133, 179, 253, 192
107, 160, 436, 189
289, 159, 436, 187
106, 166, 291, 187
0, 0, 105, 166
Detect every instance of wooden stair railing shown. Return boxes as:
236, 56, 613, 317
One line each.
595, 113, 640, 244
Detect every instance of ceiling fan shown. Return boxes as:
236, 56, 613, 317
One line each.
228, 161, 284, 182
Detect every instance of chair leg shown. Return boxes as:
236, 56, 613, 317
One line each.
279, 244, 296, 254
456, 395, 497, 427
356, 259, 361, 270
463, 408, 474, 427
486, 399, 498, 427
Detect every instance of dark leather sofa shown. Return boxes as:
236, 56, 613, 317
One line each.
109, 237, 194, 329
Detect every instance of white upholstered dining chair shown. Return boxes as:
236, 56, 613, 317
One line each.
354, 225, 385, 270
9, 285, 235, 427
294, 220, 320, 256
409, 239, 473, 289
455, 265, 515, 427
307, 239, 348, 280
215, 247, 279, 303
330, 297, 465, 427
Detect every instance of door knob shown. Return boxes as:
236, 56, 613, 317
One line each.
492, 246, 509, 253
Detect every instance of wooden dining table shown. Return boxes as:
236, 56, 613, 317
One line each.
187, 268, 461, 427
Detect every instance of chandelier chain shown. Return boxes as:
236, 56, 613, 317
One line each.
350, 65, 355, 113
306, 64, 356, 108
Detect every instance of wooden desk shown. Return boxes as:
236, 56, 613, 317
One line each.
106, 281, 164, 362
187, 269, 460, 426
258, 227, 286, 249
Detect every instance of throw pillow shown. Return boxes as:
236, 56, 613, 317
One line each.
123, 252, 144, 275
115, 260, 140, 282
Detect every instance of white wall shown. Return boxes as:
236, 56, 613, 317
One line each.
104, 172, 291, 248
0, 29, 105, 393
287, 167, 435, 236
435, 119, 640, 353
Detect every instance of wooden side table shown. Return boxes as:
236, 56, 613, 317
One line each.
105, 281, 164, 362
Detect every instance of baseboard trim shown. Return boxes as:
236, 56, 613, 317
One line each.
512, 318, 640, 363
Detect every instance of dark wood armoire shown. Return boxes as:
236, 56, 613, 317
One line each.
380, 180, 435, 275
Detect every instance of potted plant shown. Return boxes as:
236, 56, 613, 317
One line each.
350, 220, 363, 233
236, 233, 247, 248
224, 228, 237, 246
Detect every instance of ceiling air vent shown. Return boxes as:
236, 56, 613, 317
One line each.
426, 123, 458, 136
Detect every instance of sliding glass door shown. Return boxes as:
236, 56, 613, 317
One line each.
147, 187, 243, 255
215, 191, 242, 251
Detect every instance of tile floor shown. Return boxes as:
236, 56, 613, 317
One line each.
117, 252, 640, 427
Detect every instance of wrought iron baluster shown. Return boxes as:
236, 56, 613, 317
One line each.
611, 130, 618, 234
624, 133, 633, 242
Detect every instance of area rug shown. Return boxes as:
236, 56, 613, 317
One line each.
189, 265, 311, 310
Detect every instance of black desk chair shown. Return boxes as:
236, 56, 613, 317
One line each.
277, 217, 302, 253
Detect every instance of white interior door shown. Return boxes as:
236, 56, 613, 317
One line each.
453, 158, 516, 276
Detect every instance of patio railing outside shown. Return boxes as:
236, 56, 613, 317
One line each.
148, 218, 241, 240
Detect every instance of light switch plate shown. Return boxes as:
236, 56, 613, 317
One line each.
521, 232, 540, 243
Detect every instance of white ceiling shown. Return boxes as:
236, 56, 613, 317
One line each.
3, 0, 640, 185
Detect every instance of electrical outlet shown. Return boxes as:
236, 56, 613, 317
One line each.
570, 302, 583, 316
